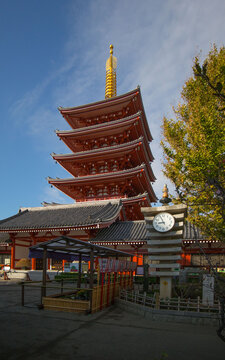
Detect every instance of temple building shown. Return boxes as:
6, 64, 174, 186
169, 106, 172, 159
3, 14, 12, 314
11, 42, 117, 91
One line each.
0, 45, 224, 272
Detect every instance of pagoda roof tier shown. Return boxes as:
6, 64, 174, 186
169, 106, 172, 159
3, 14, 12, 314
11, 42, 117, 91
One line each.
52, 137, 156, 181
58, 87, 152, 137
47, 164, 157, 202
0, 200, 123, 233
121, 192, 151, 206
56, 112, 153, 154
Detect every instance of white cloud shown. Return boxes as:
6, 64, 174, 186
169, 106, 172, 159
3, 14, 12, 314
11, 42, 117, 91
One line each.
42, 186, 74, 205
10, 0, 225, 201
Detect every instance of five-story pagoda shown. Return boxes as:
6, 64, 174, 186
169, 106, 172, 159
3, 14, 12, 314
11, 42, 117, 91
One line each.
48, 45, 157, 220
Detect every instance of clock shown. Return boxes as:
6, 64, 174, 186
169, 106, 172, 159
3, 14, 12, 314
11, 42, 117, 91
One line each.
153, 212, 175, 232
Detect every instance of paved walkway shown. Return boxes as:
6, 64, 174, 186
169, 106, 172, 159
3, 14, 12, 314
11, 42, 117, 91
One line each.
0, 284, 224, 360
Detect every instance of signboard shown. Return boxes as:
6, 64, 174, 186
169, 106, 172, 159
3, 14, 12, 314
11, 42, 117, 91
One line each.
136, 266, 144, 275
98, 259, 136, 273
63, 261, 80, 272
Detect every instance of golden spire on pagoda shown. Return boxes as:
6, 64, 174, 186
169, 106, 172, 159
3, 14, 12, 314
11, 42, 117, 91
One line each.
160, 184, 172, 205
105, 44, 117, 99
162, 184, 169, 199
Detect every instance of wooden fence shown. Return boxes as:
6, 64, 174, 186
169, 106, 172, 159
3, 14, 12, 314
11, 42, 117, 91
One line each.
21, 274, 133, 314
119, 289, 221, 314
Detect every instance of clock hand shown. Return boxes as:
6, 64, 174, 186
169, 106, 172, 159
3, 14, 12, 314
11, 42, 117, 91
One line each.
159, 215, 165, 224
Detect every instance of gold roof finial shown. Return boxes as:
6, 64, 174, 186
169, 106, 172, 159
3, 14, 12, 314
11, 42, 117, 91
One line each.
160, 184, 171, 205
162, 184, 169, 199
105, 44, 117, 99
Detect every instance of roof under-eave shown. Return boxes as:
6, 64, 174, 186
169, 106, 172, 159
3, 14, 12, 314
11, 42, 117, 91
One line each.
48, 164, 157, 202
52, 138, 155, 182
56, 111, 152, 143
29, 235, 132, 261
52, 136, 154, 163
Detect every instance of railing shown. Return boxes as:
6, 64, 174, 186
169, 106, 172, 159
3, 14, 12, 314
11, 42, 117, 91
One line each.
20, 277, 132, 313
20, 278, 92, 307
119, 289, 221, 314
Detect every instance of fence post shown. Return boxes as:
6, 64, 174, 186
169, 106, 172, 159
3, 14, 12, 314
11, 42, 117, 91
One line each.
21, 282, 24, 306
155, 292, 160, 310
143, 292, 146, 306
187, 298, 190, 311
41, 286, 44, 305
61, 278, 64, 295
178, 297, 180, 311
197, 296, 200, 312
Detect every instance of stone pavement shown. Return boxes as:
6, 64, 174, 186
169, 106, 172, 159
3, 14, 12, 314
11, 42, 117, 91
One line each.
0, 284, 224, 360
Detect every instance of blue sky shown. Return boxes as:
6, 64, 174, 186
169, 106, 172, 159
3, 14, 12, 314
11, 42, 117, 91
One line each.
0, 0, 224, 219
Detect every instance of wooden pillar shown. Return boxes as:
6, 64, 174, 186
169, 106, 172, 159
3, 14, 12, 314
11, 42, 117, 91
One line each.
31, 258, 36, 270
42, 248, 47, 298
89, 250, 94, 289
62, 260, 66, 271
89, 249, 94, 313
31, 234, 37, 270
106, 272, 111, 306
47, 258, 51, 270
10, 235, 15, 270
78, 253, 82, 288
112, 272, 116, 303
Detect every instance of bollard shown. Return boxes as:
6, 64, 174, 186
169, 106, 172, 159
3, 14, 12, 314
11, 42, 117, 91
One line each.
61, 278, 64, 295
21, 283, 24, 306
155, 292, 160, 310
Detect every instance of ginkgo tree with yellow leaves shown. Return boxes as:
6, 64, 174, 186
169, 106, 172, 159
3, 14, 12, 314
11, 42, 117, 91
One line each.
161, 45, 225, 242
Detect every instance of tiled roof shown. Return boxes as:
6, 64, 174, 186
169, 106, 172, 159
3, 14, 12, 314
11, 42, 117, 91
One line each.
121, 192, 151, 204
91, 220, 206, 242
58, 88, 139, 112
0, 200, 122, 231
92, 221, 147, 242
183, 221, 205, 240
52, 137, 145, 158
56, 112, 146, 136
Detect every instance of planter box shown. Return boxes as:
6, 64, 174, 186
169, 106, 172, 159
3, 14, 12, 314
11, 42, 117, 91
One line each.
43, 294, 90, 313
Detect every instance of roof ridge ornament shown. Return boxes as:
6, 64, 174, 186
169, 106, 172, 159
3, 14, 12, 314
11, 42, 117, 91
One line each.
160, 184, 172, 205
105, 44, 117, 99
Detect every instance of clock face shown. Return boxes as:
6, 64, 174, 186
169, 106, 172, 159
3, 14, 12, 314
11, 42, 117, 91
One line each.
153, 212, 175, 232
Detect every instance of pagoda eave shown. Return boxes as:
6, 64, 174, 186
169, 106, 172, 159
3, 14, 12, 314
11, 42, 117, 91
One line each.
52, 137, 155, 179
48, 165, 157, 202
58, 88, 152, 141
58, 88, 140, 115
48, 165, 148, 185
56, 113, 152, 154
55, 112, 148, 138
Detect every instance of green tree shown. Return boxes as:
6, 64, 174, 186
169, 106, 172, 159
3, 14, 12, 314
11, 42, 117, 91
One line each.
161, 45, 225, 242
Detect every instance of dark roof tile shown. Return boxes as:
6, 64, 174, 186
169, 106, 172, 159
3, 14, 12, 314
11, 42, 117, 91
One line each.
0, 200, 122, 231
91, 220, 206, 242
